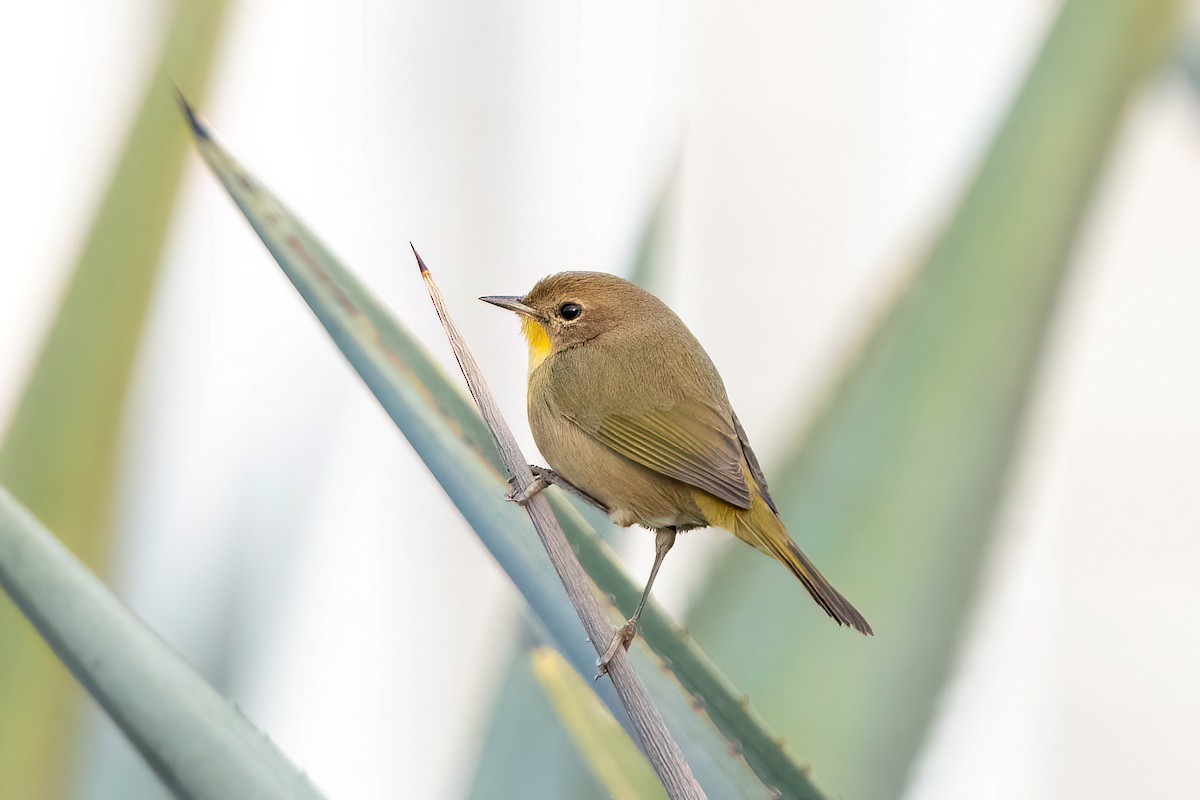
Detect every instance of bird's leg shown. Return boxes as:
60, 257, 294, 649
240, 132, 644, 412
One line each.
596, 527, 676, 676
507, 465, 610, 515
531, 466, 611, 514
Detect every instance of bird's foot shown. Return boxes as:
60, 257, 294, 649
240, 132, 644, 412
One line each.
505, 472, 549, 506
594, 620, 638, 678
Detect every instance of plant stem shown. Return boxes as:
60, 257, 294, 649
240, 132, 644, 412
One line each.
414, 245, 705, 800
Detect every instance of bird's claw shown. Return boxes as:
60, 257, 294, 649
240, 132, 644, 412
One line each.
506, 472, 549, 506
594, 621, 638, 678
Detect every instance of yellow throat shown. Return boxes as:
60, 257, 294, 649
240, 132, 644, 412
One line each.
520, 316, 553, 374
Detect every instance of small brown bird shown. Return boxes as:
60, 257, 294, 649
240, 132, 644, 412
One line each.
483, 272, 871, 665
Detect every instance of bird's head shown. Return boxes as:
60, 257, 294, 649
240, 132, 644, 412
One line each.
482, 271, 660, 371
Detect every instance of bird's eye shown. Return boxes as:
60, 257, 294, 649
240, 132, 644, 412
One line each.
559, 302, 582, 321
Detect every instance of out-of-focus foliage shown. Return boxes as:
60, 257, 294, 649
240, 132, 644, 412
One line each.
185, 106, 825, 799
469, 645, 606, 800
530, 647, 666, 800
0, 487, 324, 800
467, 0, 1182, 797
685, 0, 1180, 798
0, 1, 228, 796
627, 160, 679, 295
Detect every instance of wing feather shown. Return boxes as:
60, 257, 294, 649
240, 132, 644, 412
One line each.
541, 328, 754, 511
732, 411, 778, 514
567, 399, 753, 510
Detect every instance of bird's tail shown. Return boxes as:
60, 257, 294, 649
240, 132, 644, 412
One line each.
729, 496, 873, 635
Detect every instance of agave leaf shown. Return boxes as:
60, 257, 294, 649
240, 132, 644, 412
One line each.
531, 647, 667, 800
0, 1, 228, 795
468, 645, 606, 800
684, 1, 1180, 798
185, 107, 821, 799
0, 487, 322, 800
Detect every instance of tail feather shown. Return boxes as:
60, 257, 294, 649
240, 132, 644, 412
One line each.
732, 500, 873, 636
774, 538, 873, 635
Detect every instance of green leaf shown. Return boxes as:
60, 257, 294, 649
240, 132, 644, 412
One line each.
684, 1, 1181, 798
0, 1, 228, 795
531, 647, 667, 800
468, 645, 606, 800
186, 107, 822, 799
0, 487, 323, 800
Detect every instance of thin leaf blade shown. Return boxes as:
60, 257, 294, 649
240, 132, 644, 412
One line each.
531, 647, 667, 800
0, 487, 323, 800
468, 646, 607, 800
0, 2, 229, 794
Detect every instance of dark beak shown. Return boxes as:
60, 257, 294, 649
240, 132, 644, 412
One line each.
479, 295, 543, 320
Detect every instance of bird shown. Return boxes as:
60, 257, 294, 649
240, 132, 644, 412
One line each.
482, 271, 871, 668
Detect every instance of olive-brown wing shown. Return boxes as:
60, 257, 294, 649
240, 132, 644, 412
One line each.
564, 398, 753, 511
542, 329, 754, 511
732, 410, 778, 514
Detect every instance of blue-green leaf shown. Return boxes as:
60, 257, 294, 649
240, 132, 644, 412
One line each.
0, 487, 322, 800
685, 1, 1180, 798
530, 647, 666, 800
0, 1, 229, 793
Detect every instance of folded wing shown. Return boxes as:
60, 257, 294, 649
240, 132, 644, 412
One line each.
567, 397, 753, 511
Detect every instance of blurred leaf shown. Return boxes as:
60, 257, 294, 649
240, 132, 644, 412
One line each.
684, 0, 1181, 798
186, 107, 821, 799
0, 487, 323, 800
78, 434, 341, 800
0, 1, 228, 795
627, 156, 679, 294
468, 644, 606, 800
1179, 36, 1200, 100
530, 647, 667, 800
